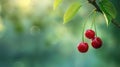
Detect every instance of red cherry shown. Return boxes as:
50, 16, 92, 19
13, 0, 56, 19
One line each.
91, 37, 102, 49
77, 42, 89, 53
85, 29, 95, 39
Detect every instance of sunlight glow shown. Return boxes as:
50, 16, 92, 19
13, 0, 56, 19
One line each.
15, 0, 32, 13
0, 18, 4, 32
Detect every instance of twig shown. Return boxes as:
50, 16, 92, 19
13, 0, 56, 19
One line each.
112, 19, 120, 29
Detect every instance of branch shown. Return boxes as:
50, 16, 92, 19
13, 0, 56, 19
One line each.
112, 19, 120, 29
88, 0, 120, 29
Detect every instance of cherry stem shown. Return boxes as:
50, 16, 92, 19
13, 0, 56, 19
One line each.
81, 9, 95, 42
93, 11, 97, 37
82, 21, 86, 42
90, 10, 96, 29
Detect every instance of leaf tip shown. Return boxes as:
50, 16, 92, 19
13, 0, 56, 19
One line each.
63, 20, 67, 24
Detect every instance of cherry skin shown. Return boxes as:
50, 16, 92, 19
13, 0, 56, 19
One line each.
91, 37, 102, 49
85, 29, 95, 39
77, 42, 89, 53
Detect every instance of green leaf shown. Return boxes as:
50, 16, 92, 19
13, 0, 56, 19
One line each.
63, 2, 81, 24
53, 0, 63, 10
103, 12, 112, 26
99, 0, 117, 25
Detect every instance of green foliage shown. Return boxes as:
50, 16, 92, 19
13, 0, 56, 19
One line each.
99, 0, 117, 25
63, 2, 81, 24
1, 0, 120, 67
103, 12, 112, 26
53, 0, 63, 10
53, 0, 117, 25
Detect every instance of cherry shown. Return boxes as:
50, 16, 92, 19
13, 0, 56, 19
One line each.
85, 29, 95, 39
77, 42, 89, 53
91, 37, 102, 49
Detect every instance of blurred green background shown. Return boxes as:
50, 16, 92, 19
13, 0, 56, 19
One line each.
0, 0, 120, 67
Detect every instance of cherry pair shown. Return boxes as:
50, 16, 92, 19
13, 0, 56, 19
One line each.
77, 29, 102, 53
